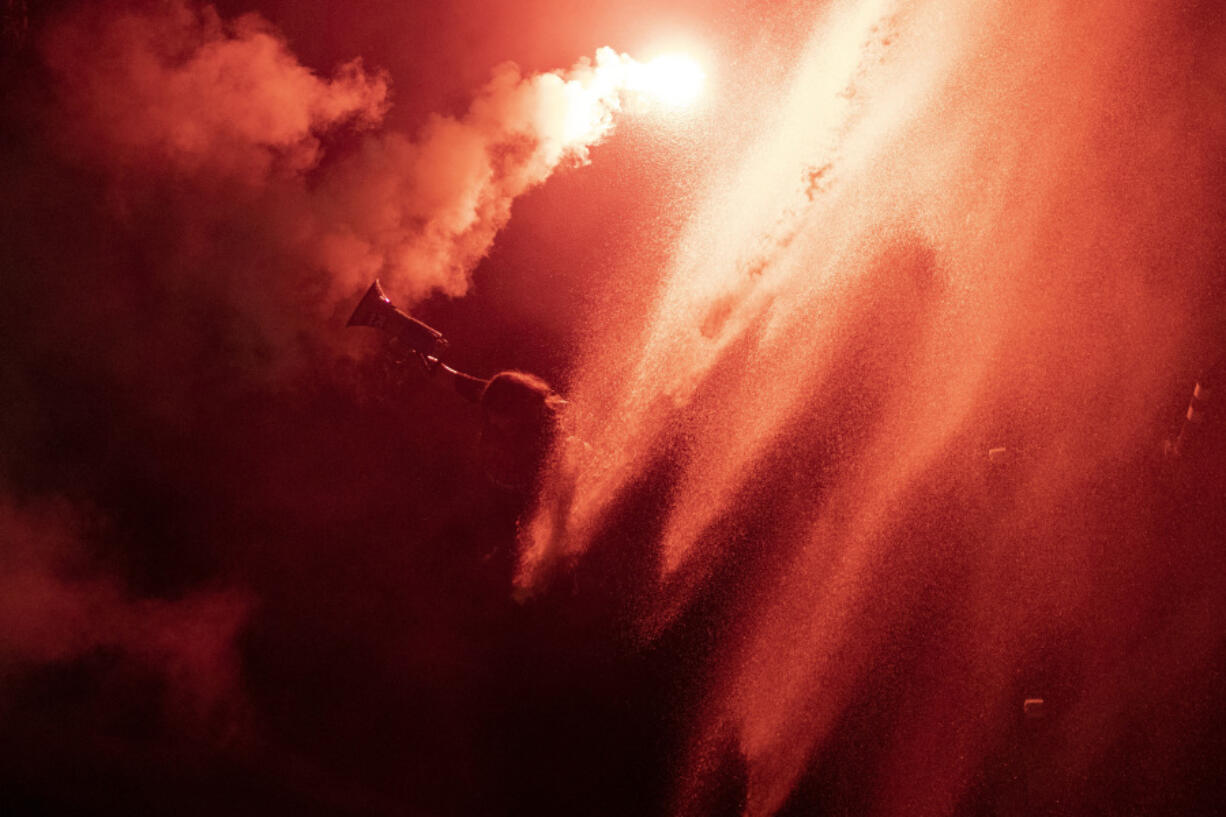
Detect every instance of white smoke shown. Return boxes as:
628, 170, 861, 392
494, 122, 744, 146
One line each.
311, 46, 669, 304
43, 1, 681, 313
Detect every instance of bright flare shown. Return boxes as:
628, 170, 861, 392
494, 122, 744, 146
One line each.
632, 54, 707, 107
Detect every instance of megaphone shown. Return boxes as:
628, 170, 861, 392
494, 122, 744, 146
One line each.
347, 279, 448, 360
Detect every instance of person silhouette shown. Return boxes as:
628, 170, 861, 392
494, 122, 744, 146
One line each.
348, 279, 565, 493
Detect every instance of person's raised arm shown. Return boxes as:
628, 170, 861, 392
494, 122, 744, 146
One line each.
427, 359, 488, 404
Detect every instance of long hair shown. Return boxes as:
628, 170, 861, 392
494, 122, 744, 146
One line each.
478, 371, 565, 491
480, 371, 564, 424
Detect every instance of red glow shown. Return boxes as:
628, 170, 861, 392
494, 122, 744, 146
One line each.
2, 1, 1224, 815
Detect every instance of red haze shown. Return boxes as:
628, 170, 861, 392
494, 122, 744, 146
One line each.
1, 1, 1224, 816
0, 497, 251, 725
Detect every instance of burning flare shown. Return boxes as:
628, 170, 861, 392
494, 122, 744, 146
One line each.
631, 54, 707, 107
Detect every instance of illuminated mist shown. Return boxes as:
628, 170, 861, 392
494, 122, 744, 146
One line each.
522, 0, 1226, 814
2, 0, 1224, 814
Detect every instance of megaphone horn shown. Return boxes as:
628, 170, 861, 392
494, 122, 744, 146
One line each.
348, 279, 448, 359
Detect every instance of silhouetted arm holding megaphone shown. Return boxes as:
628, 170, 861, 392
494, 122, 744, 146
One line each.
348, 279, 488, 402
347, 279, 566, 491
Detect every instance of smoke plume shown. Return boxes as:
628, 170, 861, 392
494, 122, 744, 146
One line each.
41, 1, 390, 182
41, 0, 665, 322
311, 46, 655, 302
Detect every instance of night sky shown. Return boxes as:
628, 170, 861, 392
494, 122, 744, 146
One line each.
2, 1, 1226, 815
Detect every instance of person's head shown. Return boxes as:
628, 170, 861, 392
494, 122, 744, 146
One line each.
480, 371, 560, 429
478, 371, 565, 491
